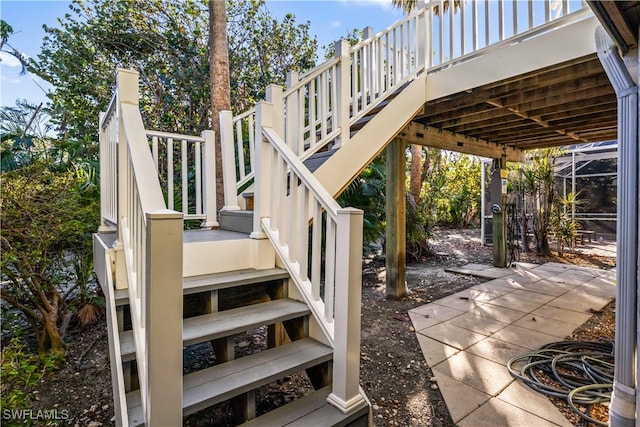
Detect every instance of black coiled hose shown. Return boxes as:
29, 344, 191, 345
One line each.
507, 341, 614, 426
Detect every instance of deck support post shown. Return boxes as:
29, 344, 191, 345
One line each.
596, 26, 638, 427
491, 156, 507, 267
385, 139, 407, 298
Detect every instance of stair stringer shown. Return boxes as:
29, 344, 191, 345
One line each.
313, 73, 427, 198
93, 234, 129, 426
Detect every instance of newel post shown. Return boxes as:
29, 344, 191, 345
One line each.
219, 110, 241, 211
250, 100, 275, 240
145, 210, 183, 426
114, 69, 140, 290
201, 130, 219, 228
116, 69, 139, 246
335, 39, 351, 148
327, 207, 367, 414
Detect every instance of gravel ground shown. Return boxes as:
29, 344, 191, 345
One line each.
3, 228, 616, 426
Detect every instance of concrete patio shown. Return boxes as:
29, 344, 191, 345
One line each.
410, 262, 616, 426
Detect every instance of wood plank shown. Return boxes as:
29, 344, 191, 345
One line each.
126, 338, 332, 426
119, 330, 136, 363
183, 299, 309, 346
182, 338, 332, 415
120, 299, 310, 360
400, 123, 525, 162
183, 268, 289, 295
240, 385, 369, 427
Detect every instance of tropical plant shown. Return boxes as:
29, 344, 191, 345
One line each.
0, 20, 28, 73
551, 192, 581, 256
1, 337, 62, 412
517, 147, 563, 255
1, 163, 99, 355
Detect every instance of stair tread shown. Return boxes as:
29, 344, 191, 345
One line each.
241, 386, 368, 427
126, 338, 333, 425
183, 267, 289, 295
120, 299, 309, 359
115, 268, 289, 305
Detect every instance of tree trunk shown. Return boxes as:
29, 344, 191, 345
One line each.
209, 0, 231, 213
41, 309, 65, 356
409, 144, 423, 202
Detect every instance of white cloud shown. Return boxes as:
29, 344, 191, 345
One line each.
331, 20, 341, 28
0, 51, 23, 68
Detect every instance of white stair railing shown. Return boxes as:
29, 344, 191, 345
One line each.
100, 69, 184, 426
253, 91, 367, 414
146, 129, 218, 228
220, 1, 591, 207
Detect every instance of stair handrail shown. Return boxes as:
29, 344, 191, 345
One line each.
220, 0, 591, 212
104, 69, 184, 426
254, 94, 367, 414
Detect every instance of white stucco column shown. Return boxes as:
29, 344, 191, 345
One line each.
596, 26, 639, 427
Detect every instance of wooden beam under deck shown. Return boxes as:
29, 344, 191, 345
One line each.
399, 123, 525, 162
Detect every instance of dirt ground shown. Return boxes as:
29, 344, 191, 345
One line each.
5, 228, 616, 426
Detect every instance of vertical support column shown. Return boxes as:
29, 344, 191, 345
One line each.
596, 26, 638, 427
250, 100, 274, 240
145, 211, 183, 426
335, 39, 351, 148
327, 207, 367, 415
491, 156, 507, 267
571, 151, 576, 221
480, 159, 486, 246
385, 139, 407, 298
219, 110, 241, 211
201, 130, 219, 228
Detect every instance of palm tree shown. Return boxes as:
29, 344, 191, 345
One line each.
208, 0, 231, 213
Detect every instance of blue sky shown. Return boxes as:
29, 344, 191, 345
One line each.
0, 0, 404, 108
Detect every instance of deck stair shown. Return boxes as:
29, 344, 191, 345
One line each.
94, 2, 594, 425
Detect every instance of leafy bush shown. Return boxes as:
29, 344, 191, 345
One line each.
0, 337, 61, 413
1, 162, 99, 355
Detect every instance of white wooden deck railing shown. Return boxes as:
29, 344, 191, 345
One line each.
220, 0, 590, 211
424, 0, 589, 71
254, 94, 366, 413
146, 129, 218, 228
99, 94, 119, 230
101, 69, 184, 426
99, 93, 218, 230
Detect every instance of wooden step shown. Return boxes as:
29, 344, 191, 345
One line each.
183, 267, 289, 296
126, 338, 333, 426
219, 209, 253, 234
115, 268, 289, 305
120, 298, 308, 360
304, 150, 336, 174
240, 386, 369, 427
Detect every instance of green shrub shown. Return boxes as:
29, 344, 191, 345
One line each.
1, 162, 99, 355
